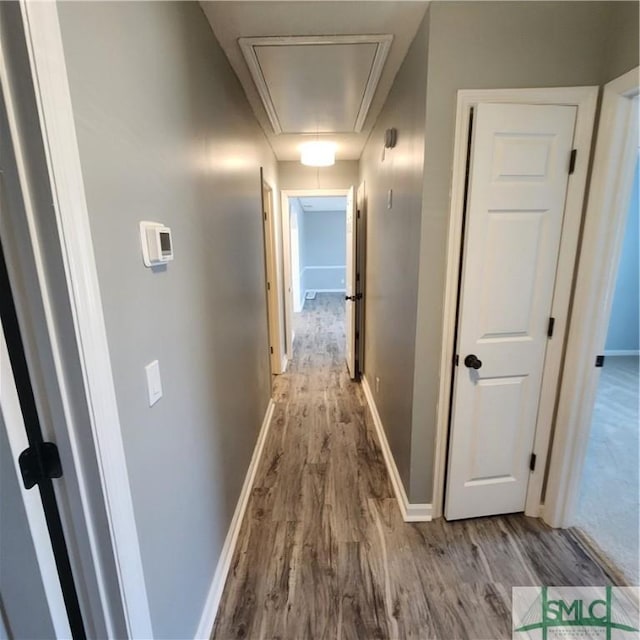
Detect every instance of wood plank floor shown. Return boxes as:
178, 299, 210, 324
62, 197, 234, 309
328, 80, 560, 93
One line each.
213, 293, 626, 640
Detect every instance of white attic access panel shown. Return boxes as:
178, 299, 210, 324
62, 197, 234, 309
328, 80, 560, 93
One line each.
239, 35, 392, 134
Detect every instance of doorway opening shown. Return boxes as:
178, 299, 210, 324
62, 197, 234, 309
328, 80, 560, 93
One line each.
290, 195, 348, 315
573, 151, 639, 583
289, 194, 348, 374
543, 70, 639, 534
280, 187, 365, 381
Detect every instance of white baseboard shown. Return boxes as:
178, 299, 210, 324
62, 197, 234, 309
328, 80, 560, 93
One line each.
604, 349, 639, 356
361, 376, 432, 522
195, 399, 276, 639
304, 289, 346, 297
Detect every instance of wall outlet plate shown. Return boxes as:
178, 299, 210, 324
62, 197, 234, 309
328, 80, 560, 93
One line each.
145, 360, 163, 406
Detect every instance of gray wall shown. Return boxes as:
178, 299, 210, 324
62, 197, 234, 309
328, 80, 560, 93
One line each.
606, 154, 640, 353
603, 1, 640, 82
58, 2, 277, 637
410, 1, 638, 503
302, 207, 346, 292
359, 10, 429, 492
279, 160, 359, 190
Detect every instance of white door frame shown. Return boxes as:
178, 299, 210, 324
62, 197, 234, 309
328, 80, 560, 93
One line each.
432, 86, 598, 520
2, 2, 153, 636
262, 177, 286, 375
280, 188, 349, 358
544, 68, 640, 528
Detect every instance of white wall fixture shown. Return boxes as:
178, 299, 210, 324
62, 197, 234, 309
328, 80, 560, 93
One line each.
300, 142, 337, 167
140, 221, 173, 267
144, 361, 163, 407
384, 127, 397, 148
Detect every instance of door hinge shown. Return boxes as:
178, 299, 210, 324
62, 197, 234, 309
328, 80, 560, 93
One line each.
547, 316, 556, 338
18, 442, 63, 490
263, 211, 267, 221
454, 354, 459, 367
267, 282, 271, 291
270, 346, 273, 354
569, 149, 577, 175
357, 209, 361, 219
529, 452, 537, 472
595, 354, 605, 367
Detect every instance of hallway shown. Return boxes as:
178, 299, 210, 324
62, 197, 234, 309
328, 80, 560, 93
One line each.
212, 293, 623, 640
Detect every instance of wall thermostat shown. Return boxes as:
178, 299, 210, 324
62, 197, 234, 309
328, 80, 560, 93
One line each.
140, 221, 174, 267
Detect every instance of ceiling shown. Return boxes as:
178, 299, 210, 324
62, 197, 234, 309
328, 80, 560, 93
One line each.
297, 196, 347, 212
200, 1, 429, 161
239, 35, 392, 135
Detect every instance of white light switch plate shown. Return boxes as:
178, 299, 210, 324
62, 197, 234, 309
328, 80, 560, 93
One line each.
145, 360, 163, 406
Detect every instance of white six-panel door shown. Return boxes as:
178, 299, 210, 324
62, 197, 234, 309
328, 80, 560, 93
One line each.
445, 103, 576, 520
345, 185, 357, 379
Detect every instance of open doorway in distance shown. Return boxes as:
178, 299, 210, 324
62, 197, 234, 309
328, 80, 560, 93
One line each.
289, 195, 347, 313
573, 151, 640, 584
288, 195, 347, 358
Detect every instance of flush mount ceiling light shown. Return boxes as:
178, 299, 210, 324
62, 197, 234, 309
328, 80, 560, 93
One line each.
300, 141, 336, 167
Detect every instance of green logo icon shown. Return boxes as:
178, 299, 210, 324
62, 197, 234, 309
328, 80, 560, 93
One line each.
513, 586, 639, 640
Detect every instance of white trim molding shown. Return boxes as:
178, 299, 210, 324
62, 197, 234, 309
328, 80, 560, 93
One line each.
195, 399, 275, 639
545, 68, 640, 528
262, 176, 285, 375
239, 35, 392, 134
361, 376, 432, 522
431, 86, 599, 521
